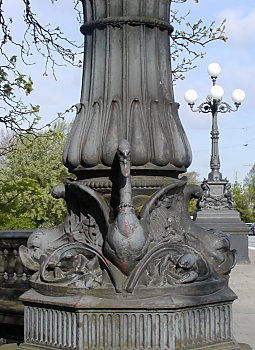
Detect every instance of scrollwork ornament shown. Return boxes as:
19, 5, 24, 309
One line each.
38, 242, 120, 291
197, 179, 235, 211
20, 141, 237, 297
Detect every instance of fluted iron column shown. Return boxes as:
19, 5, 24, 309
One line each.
63, 0, 192, 176
209, 106, 221, 181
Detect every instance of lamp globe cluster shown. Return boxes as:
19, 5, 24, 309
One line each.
184, 63, 245, 106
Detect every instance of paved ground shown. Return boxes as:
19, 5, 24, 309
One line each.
230, 238, 255, 349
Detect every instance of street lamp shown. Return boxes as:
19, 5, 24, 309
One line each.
184, 63, 245, 181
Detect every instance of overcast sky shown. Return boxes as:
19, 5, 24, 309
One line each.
2, 0, 255, 184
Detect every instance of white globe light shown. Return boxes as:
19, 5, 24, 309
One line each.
231, 89, 245, 104
210, 85, 224, 100
208, 63, 221, 77
184, 89, 198, 104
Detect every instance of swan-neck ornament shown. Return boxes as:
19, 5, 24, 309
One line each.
103, 139, 149, 275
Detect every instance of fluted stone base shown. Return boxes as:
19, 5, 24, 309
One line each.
18, 289, 241, 350
18, 342, 241, 350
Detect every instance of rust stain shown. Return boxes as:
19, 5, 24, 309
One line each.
119, 259, 126, 270
124, 220, 129, 233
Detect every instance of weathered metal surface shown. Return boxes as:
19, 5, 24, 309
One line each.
20, 177, 236, 291
197, 179, 234, 211
18, 288, 240, 350
63, 0, 192, 174
17, 0, 241, 349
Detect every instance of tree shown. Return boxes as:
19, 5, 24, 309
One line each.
241, 164, 255, 222
244, 164, 255, 189
0, 58, 41, 155
232, 165, 255, 224
232, 181, 252, 223
0, 121, 72, 229
0, 1, 81, 155
0, 0, 226, 150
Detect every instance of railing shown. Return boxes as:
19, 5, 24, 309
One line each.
0, 230, 33, 344
0, 230, 32, 288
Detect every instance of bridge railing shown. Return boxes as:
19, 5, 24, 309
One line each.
0, 230, 33, 344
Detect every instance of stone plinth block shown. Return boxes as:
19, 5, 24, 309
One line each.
195, 208, 249, 264
18, 289, 241, 350
195, 179, 249, 264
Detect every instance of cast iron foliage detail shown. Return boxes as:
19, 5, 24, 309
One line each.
18, 0, 236, 299
197, 179, 235, 211
20, 140, 236, 294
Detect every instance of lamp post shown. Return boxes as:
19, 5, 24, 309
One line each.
185, 64, 250, 264
184, 63, 245, 182
17, 4, 247, 348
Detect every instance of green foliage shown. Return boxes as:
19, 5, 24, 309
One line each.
244, 164, 255, 189
235, 164, 255, 223
0, 55, 41, 153
233, 182, 247, 222
171, 1, 227, 80
233, 174, 255, 223
0, 122, 72, 229
0, 1, 79, 154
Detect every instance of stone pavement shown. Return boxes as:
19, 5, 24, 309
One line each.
230, 248, 255, 349
0, 249, 254, 350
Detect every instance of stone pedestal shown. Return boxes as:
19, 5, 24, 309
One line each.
195, 208, 249, 264
18, 286, 241, 350
195, 179, 249, 264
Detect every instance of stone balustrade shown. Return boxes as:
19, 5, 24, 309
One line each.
0, 230, 33, 344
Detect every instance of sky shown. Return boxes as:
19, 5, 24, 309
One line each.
173, 0, 255, 184
2, 0, 255, 184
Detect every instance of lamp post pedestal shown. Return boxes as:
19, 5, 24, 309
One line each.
195, 178, 250, 263
19, 287, 240, 350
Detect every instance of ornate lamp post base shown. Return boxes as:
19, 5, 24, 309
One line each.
18, 287, 242, 350
17, 178, 244, 350
16, 1, 249, 349
195, 178, 250, 264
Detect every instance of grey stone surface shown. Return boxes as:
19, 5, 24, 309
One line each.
0, 345, 17, 350
195, 208, 249, 263
239, 344, 253, 350
19, 298, 238, 350
194, 176, 249, 265
230, 258, 255, 349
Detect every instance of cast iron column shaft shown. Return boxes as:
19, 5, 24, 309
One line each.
209, 101, 221, 181
63, 0, 192, 177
